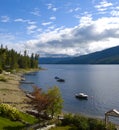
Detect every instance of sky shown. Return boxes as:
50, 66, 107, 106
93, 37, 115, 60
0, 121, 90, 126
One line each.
0, 0, 119, 57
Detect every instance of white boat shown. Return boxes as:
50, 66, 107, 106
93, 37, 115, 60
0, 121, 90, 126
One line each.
75, 93, 88, 99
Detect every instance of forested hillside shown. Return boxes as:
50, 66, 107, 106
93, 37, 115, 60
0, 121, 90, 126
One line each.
39, 46, 119, 64
0, 45, 39, 72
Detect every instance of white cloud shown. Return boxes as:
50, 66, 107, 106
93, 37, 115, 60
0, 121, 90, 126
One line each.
68, 7, 80, 13
27, 25, 37, 30
42, 22, 52, 26
79, 14, 93, 26
28, 21, 37, 25
47, 3, 53, 9
52, 8, 57, 11
111, 10, 119, 17
27, 25, 37, 34
26, 25, 42, 37
46, 3, 58, 12
23, 14, 119, 57
14, 18, 36, 24
1, 16, 10, 22
1, 1, 119, 57
0, 33, 15, 41
2, 12, 119, 57
30, 8, 40, 16
50, 16, 56, 20
14, 18, 26, 22
95, 0, 113, 12
75, 7, 80, 11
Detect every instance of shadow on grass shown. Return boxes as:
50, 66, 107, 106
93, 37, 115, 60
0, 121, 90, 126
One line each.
3, 126, 26, 130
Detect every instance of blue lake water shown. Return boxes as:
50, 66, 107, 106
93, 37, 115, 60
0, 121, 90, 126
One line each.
20, 64, 119, 121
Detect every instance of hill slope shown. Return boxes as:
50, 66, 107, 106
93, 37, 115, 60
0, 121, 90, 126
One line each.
39, 46, 119, 64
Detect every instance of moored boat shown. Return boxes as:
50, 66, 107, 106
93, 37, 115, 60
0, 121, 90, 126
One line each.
54, 76, 60, 79
54, 76, 65, 82
57, 78, 65, 82
75, 93, 88, 99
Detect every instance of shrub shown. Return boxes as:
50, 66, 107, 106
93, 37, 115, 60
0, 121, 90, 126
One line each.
62, 113, 74, 126
61, 114, 116, 130
0, 103, 21, 121
88, 118, 106, 130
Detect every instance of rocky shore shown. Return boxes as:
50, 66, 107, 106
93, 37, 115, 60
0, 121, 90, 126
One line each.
0, 72, 31, 112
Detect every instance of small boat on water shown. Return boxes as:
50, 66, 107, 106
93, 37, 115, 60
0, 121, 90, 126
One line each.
57, 79, 65, 82
54, 76, 60, 79
54, 76, 65, 82
75, 93, 88, 99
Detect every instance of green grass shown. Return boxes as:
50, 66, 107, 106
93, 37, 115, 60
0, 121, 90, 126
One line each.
50, 126, 72, 130
0, 112, 38, 130
0, 116, 24, 130
20, 112, 38, 124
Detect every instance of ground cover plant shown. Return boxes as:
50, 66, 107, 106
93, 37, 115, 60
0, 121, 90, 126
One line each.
0, 103, 38, 130
50, 113, 116, 130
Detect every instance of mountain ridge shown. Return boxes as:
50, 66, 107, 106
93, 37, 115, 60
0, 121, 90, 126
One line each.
39, 46, 119, 64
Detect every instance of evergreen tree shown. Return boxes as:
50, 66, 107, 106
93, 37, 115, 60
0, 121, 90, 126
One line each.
0, 45, 39, 70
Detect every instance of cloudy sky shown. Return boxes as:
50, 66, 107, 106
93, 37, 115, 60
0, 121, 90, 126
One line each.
0, 0, 119, 57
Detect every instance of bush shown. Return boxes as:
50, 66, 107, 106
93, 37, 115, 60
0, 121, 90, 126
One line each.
62, 113, 74, 126
0, 103, 21, 121
88, 118, 106, 130
61, 114, 116, 130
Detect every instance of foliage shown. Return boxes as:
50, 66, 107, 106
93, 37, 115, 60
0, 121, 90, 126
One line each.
0, 113, 38, 130
20, 112, 38, 124
30, 86, 51, 114
0, 103, 38, 129
61, 113, 116, 130
0, 103, 21, 121
46, 86, 63, 118
28, 86, 63, 119
49, 126, 72, 130
0, 44, 39, 71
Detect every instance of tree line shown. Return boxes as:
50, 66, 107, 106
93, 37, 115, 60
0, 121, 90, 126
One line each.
0, 44, 39, 71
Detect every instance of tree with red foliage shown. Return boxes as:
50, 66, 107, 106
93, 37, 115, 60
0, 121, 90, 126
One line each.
29, 86, 63, 119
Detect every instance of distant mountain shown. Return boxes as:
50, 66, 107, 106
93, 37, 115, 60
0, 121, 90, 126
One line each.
39, 46, 119, 64
39, 57, 73, 64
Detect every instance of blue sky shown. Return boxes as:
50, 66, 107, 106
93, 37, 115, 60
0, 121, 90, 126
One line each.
0, 0, 119, 57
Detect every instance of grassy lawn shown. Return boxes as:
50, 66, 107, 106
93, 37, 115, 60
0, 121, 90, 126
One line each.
0, 116, 24, 130
20, 112, 38, 124
50, 126, 72, 130
0, 113, 38, 130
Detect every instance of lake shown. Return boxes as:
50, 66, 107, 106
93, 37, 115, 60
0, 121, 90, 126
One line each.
20, 64, 119, 121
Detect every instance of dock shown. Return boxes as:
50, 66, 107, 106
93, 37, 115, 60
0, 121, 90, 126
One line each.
20, 81, 34, 84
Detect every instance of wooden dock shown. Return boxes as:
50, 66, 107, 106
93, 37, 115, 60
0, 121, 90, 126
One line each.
20, 81, 34, 84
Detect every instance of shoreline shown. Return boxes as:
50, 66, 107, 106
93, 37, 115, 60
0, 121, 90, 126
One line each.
1, 70, 118, 129
0, 69, 39, 112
